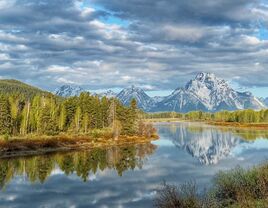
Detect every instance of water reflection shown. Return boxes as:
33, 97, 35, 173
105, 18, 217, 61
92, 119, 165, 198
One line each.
0, 143, 156, 189
1, 123, 268, 208
157, 122, 268, 165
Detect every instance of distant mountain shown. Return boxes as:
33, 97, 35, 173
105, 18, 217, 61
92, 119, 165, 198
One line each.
54, 85, 84, 97
152, 96, 165, 103
116, 85, 155, 110
0, 79, 52, 98
152, 72, 266, 112
264, 98, 268, 106
98, 90, 117, 98
54, 72, 267, 112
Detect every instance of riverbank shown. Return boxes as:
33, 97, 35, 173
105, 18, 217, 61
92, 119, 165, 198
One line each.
206, 121, 268, 129
145, 118, 268, 129
154, 163, 268, 208
0, 134, 158, 159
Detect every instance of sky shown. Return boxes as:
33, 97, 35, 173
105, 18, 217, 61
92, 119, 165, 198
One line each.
0, 0, 268, 97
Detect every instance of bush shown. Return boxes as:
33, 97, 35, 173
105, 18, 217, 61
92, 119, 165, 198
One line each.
212, 165, 268, 206
138, 121, 157, 138
3, 134, 9, 142
154, 164, 268, 208
154, 181, 201, 208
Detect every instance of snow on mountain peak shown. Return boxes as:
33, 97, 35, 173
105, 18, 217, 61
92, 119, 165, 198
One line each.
116, 85, 154, 110
54, 85, 84, 97
195, 72, 216, 81
153, 72, 266, 112
54, 73, 267, 112
98, 90, 117, 98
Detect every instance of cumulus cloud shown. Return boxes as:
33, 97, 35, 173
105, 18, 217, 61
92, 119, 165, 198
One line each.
0, 0, 267, 91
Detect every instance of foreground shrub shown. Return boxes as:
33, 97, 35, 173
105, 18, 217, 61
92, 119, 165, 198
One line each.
154, 164, 268, 208
154, 181, 202, 208
213, 165, 268, 207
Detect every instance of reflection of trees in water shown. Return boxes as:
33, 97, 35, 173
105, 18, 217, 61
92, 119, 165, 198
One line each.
0, 143, 156, 189
231, 129, 268, 141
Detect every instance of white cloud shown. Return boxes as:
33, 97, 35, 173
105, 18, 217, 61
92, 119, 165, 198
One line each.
0, 0, 16, 9
57, 77, 76, 84
242, 35, 261, 45
0, 53, 10, 60
121, 75, 132, 81
47, 65, 71, 73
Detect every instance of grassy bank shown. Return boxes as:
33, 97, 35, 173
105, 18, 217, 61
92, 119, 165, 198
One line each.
145, 118, 184, 123
154, 164, 268, 208
206, 121, 268, 129
145, 118, 268, 130
0, 131, 158, 159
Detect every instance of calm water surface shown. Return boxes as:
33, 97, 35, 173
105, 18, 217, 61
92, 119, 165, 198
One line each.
1, 122, 268, 208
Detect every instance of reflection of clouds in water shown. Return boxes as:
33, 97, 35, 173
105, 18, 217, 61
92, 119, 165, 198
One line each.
132, 191, 157, 202
231, 139, 268, 156
152, 138, 174, 147
1, 122, 268, 208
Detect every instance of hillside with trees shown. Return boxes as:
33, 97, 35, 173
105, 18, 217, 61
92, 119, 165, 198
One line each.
0, 80, 156, 145
0, 79, 52, 98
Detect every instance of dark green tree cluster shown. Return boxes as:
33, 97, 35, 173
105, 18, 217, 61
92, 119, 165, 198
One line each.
0, 92, 139, 137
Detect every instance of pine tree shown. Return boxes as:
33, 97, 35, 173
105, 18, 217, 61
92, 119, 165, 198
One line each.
74, 107, 82, 133
59, 104, 67, 131
0, 95, 12, 135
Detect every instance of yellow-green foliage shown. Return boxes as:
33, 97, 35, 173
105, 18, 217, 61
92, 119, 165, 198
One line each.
147, 109, 268, 124
0, 80, 156, 139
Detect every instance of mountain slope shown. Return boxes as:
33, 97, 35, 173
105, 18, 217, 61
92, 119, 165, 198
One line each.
54, 85, 84, 97
53, 72, 266, 112
0, 79, 52, 98
116, 85, 155, 110
263, 97, 268, 106
98, 90, 117, 98
152, 72, 266, 112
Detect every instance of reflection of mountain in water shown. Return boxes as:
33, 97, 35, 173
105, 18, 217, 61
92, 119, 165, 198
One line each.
0, 143, 156, 189
161, 123, 244, 165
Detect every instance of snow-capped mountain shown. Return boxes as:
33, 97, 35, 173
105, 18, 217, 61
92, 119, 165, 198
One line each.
152, 96, 165, 103
263, 97, 268, 106
54, 72, 266, 112
54, 85, 84, 97
116, 85, 155, 110
98, 90, 117, 98
152, 72, 266, 112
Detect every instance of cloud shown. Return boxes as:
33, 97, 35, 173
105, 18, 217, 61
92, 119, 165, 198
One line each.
0, 0, 267, 92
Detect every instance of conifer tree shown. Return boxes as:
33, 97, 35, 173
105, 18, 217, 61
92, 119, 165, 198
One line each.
0, 95, 12, 135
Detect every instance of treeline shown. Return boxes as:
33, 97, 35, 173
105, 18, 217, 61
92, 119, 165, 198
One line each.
0, 92, 152, 138
146, 109, 268, 123
0, 79, 52, 98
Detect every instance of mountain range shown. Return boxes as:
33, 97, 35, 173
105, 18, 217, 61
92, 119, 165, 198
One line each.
54, 72, 267, 112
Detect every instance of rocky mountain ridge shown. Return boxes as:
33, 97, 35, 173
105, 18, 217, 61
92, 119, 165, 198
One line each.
54, 72, 267, 112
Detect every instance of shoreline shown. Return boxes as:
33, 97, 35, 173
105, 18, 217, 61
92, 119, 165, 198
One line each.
0, 135, 158, 159
206, 121, 268, 129
145, 118, 268, 129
